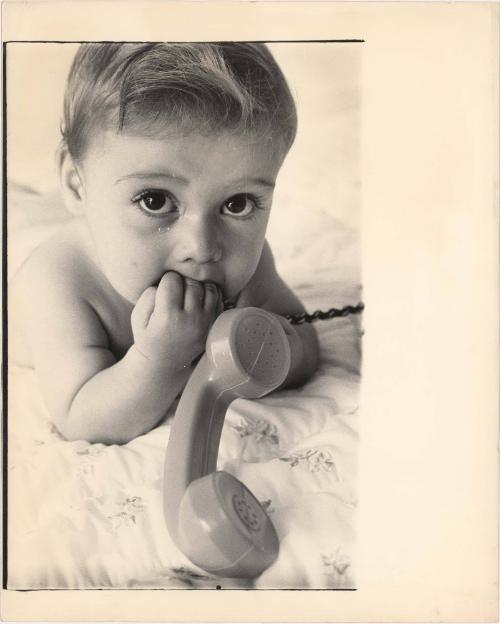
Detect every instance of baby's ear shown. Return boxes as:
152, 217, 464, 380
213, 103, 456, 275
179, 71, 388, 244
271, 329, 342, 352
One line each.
58, 148, 85, 215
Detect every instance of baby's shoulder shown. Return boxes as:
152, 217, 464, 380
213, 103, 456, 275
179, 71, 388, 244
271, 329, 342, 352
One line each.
9, 221, 102, 366
10, 220, 93, 306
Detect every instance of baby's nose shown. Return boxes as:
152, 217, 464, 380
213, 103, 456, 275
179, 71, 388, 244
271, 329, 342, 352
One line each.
174, 215, 222, 264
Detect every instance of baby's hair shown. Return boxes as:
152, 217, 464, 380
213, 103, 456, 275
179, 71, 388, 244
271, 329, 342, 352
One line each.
61, 42, 297, 161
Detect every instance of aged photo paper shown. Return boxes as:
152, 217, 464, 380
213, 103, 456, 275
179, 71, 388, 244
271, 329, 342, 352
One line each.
2, 1, 498, 622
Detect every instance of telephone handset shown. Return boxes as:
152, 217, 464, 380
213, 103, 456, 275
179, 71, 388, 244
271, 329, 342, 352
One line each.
163, 307, 291, 579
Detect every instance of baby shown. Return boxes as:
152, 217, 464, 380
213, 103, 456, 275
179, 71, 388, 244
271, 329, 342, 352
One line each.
10, 43, 319, 445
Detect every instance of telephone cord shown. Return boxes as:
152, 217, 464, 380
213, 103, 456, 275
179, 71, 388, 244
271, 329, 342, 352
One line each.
223, 301, 364, 325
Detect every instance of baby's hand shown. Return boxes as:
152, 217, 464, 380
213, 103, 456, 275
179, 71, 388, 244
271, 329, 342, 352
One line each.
131, 272, 223, 369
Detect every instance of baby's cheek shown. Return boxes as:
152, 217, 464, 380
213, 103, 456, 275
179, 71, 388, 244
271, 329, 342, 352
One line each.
225, 256, 261, 299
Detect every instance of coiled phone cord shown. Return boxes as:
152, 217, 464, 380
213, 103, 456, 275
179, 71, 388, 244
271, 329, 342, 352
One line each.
223, 301, 365, 325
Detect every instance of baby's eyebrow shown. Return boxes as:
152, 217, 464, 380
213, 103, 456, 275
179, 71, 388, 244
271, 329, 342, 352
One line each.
230, 177, 275, 189
114, 172, 188, 185
114, 172, 275, 189
251, 178, 275, 189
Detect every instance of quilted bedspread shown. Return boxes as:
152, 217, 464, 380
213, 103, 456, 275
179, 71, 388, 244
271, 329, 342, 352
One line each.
7, 184, 361, 589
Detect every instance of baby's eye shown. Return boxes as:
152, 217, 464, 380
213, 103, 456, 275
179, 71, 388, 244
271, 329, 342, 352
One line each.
221, 194, 259, 218
134, 190, 176, 215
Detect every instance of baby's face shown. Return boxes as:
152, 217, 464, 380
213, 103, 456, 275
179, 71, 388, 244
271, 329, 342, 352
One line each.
76, 128, 285, 303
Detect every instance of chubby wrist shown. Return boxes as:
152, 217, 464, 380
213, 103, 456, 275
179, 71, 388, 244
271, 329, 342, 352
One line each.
126, 343, 192, 379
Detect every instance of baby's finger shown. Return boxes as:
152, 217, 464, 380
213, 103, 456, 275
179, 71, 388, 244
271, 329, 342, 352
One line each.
155, 272, 184, 315
216, 291, 225, 315
203, 282, 221, 313
131, 286, 156, 331
183, 278, 205, 312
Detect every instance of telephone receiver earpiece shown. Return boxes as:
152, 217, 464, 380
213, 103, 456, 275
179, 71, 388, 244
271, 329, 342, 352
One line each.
163, 307, 291, 578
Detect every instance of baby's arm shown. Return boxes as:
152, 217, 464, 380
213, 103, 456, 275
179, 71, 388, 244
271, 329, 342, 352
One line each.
15, 266, 220, 445
238, 242, 319, 388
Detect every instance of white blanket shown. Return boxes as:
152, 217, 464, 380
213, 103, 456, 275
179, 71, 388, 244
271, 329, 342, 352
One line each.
7, 183, 361, 589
